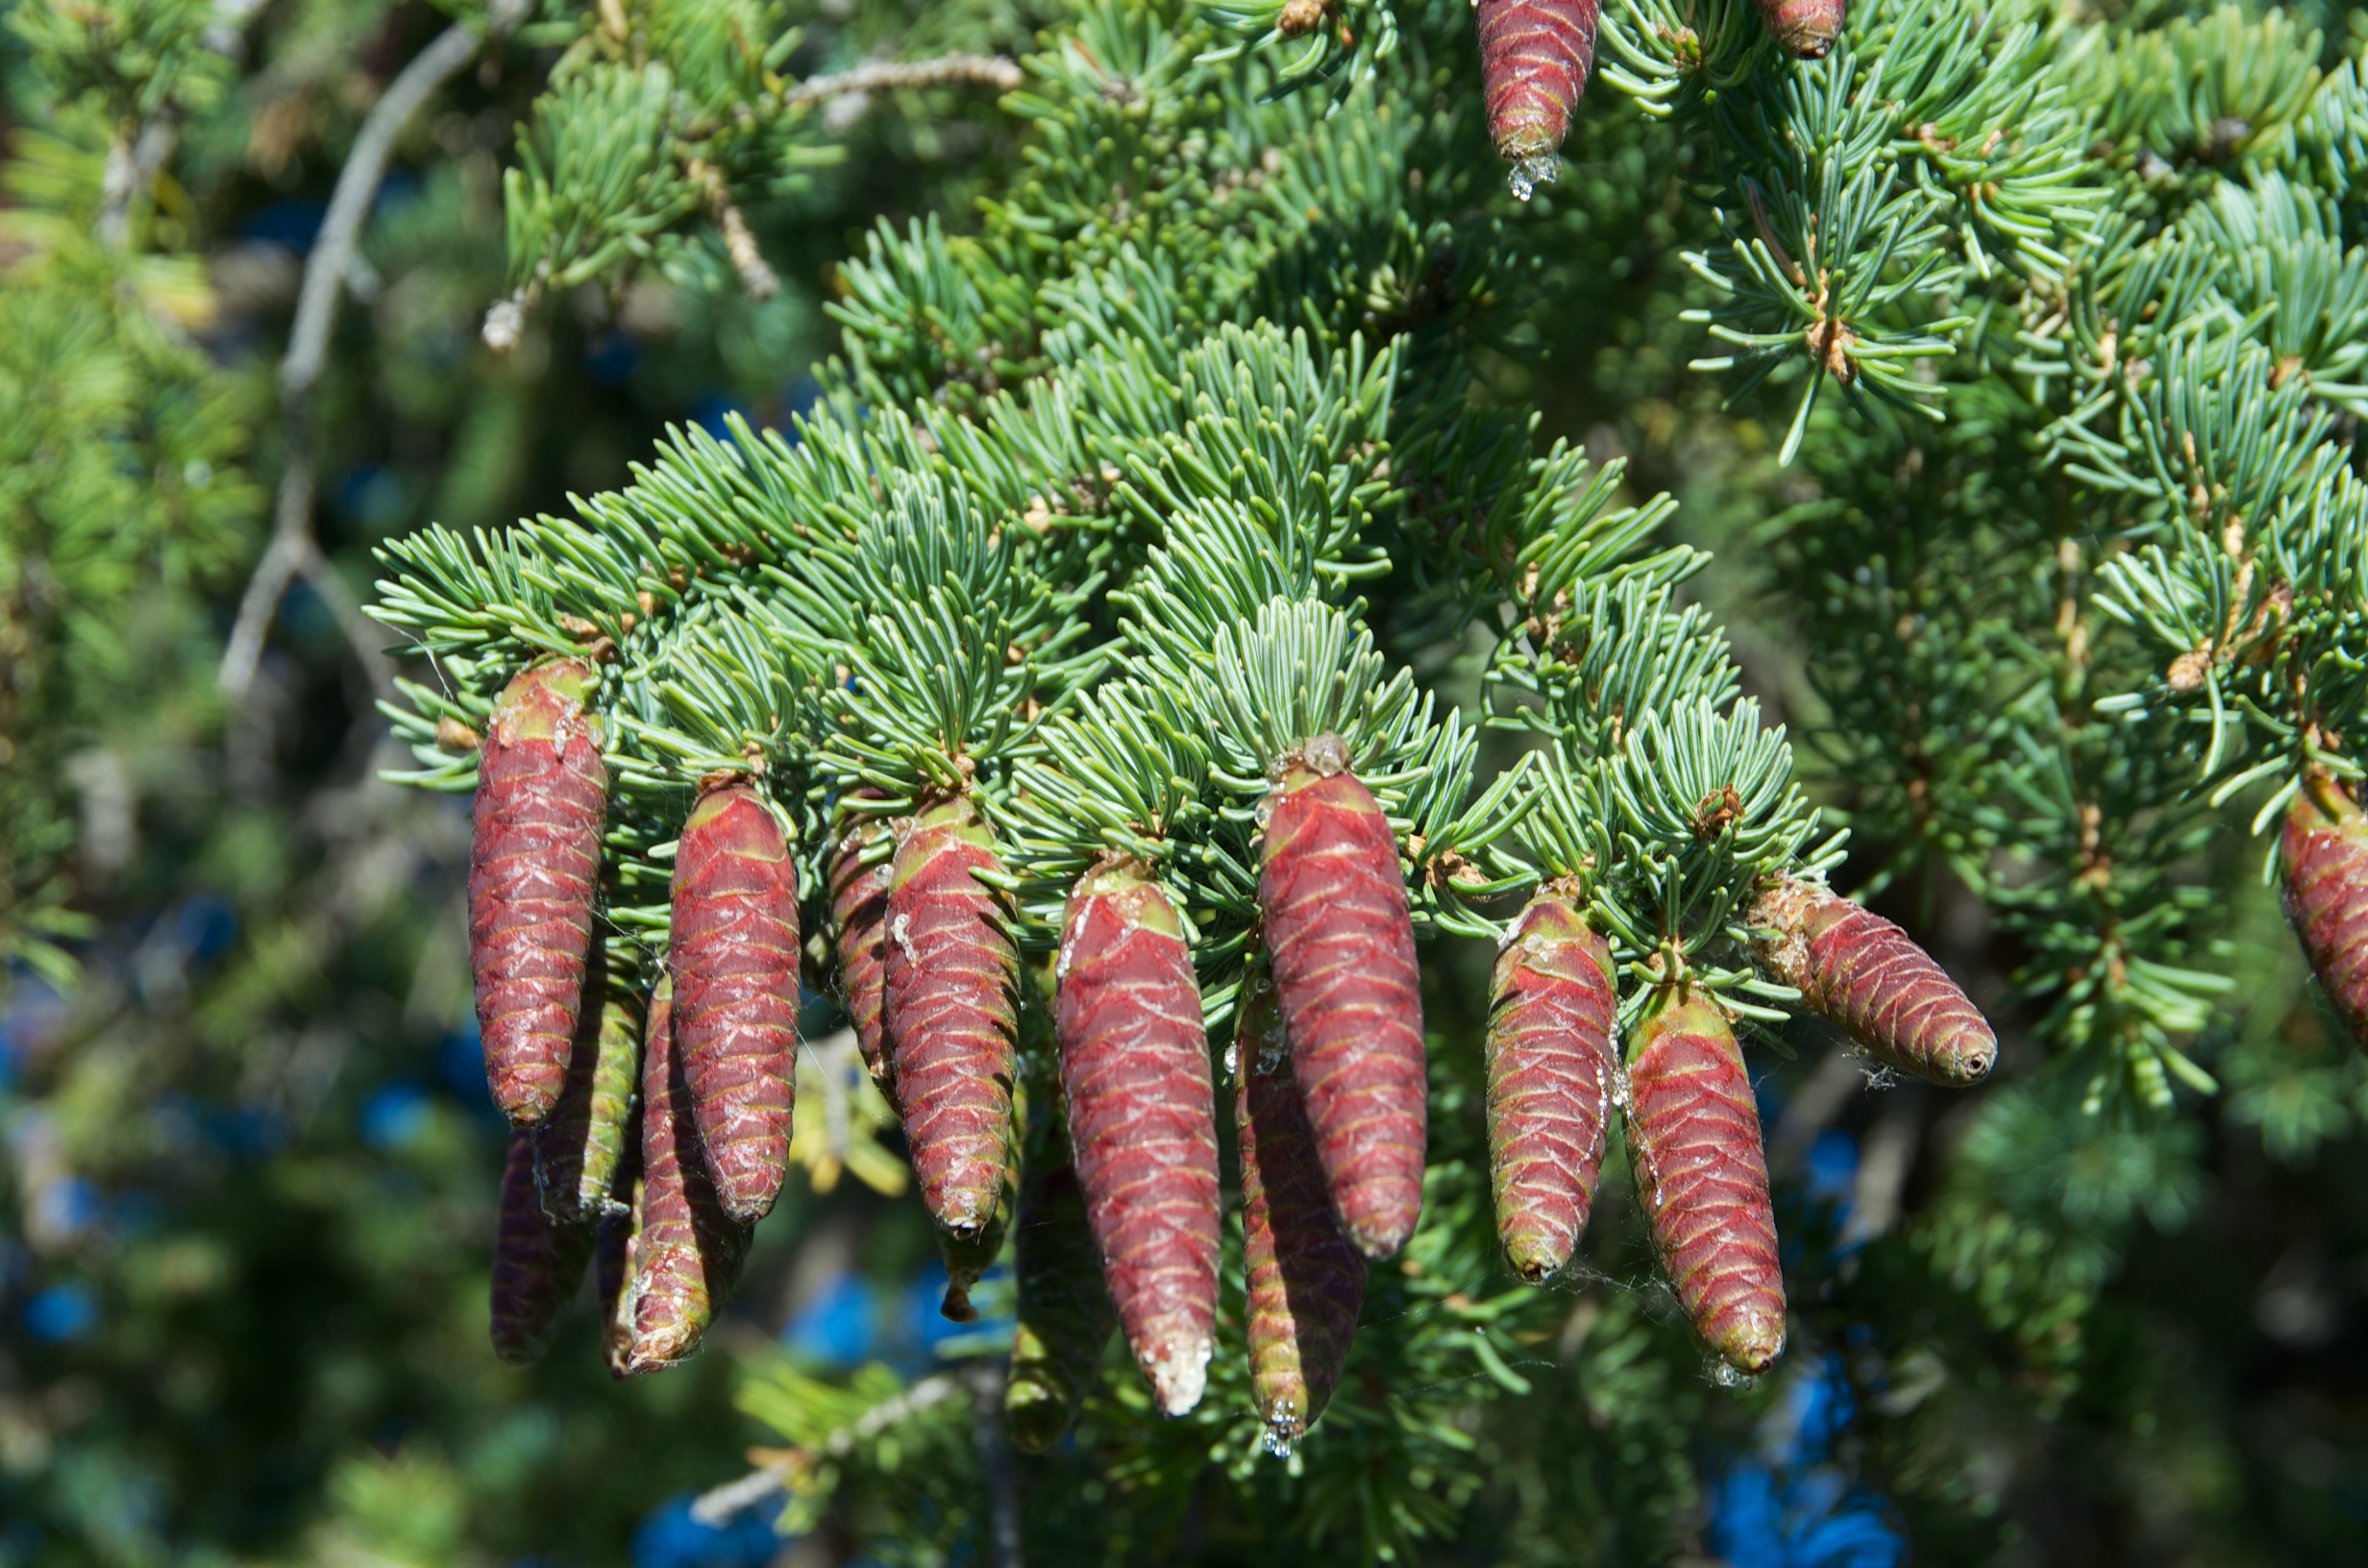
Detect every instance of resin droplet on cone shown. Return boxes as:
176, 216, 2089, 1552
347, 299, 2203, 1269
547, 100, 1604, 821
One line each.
1751, 878, 1995, 1086
2281, 779, 2368, 1050
1474, 0, 1599, 193
1054, 860, 1220, 1416
1005, 1164, 1119, 1454
884, 796, 1022, 1237
1257, 735, 1427, 1259
670, 783, 801, 1222
1485, 892, 1617, 1281
1624, 988, 1785, 1376
469, 660, 607, 1125
1236, 961, 1367, 1449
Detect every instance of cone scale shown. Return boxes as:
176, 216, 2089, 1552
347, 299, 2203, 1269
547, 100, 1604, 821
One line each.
530, 945, 642, 1223
2281, 777, 2368, 1050
1236, 959, 1367, 1451
827, 800, 897, 1090
1751, 878, 1996, 1087
1756, 0, 1843, 60
883, 796, 1021, 1238
669, 783, 801, 1222
1484, 891, 1618, 1282
1474, 0, 1599, 196
623, 977, 752, 1373
489, 1132, 595, 1366
469, 660, 607, 1125
1625, 988, 1785, 1376
1054, 860, 1221, 1416
1256, 735, 1427, 1260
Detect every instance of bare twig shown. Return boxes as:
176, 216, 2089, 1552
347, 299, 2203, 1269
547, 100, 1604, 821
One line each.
785, 53, 1024, 109
687, 157, 778, 301
221, 1, 528, 703
277, 21, 490, 401
688, 1465, 792, 1528
1840, 1094, 1923, 1248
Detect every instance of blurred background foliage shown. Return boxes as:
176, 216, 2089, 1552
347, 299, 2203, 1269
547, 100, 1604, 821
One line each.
2, 1, 2366, 1565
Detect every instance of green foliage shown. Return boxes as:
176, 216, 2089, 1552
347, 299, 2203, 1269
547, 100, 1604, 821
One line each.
13, 0, 2368, 1564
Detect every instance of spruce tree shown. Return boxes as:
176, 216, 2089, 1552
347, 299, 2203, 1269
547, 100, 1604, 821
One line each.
12, 0, 2368, 1563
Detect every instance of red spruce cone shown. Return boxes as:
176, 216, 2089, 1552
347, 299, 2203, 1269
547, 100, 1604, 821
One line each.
530, 946, 642, 1222
624, 977, 752, 1373
490, 1132, 594, 1366
1054, 860, 1221, 1416
470, 659, 607, 1125
1756, 0, 1842, 60
1751, 878, 1995, 1087
2281, 777, 2368, 1049
1236, 959, 1367, 1450
884, 796, 1021, 1237
1004, 1163, 1120, 1454
1485, 891, 1617, 1282
1475, 0, 1598, 175
670, 784, 801, 1222
1625, 988, 1785, 1375
1258, 734, 1427, 1259
828, 801, 896, 1090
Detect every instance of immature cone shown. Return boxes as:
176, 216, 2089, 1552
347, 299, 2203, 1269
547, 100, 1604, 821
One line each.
1485, 892, 1617, 1282
828, 809, 897, 1090
2280, 778, 2368, 1049
530, 949, 642, 1222
1004, 1164, 1120, 1454
670, 783, 801, 1222
1258, 735, 1427, 1259
1237, 961, 1367, 1450
469, 660, 607, 1124
1625, 988, 1785, 1375
884, 796, 1021, 1237
1755, 0, 1842, 60
490, 1133, 595, 1366
1054, 861, 1221, 1416
1751, 878, 1995, 1087
1474, 0, 1599, 188
624, 977, 753, 1373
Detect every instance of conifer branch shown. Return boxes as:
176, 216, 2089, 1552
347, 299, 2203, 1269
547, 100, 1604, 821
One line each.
785, 53, 1024, 108
221, 0, 528, 703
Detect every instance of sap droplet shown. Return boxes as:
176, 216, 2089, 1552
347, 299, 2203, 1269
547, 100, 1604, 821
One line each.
1253, 798, 1274, 828
1706, 1358, 1761, 1390
1222, 1043, 1240, 1077
1506, 154, 1562, 203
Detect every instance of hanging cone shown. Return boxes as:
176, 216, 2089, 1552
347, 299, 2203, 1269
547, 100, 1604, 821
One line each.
469, 660, 607, 1125
1054, 859, 1220, 1416
1257, 735, 1427, 1260
1484, 890, 1617, 1282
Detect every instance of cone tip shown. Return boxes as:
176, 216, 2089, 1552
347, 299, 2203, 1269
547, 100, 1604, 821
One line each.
1147, 1339, 1212, 1416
